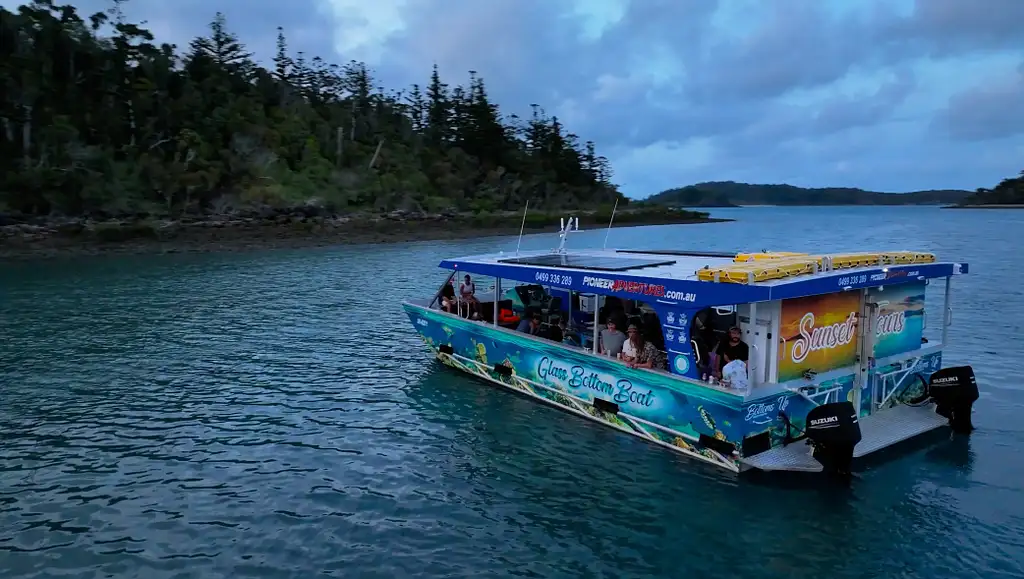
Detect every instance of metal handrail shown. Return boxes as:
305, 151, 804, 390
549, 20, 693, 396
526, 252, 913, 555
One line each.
788, 384, 841, 405
875, 355, 924, 409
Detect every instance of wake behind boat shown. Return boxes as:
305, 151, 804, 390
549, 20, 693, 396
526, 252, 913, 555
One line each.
403, 216, 978, 476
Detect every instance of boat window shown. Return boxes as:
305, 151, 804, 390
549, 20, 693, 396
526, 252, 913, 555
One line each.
491, 282, 573, 343
635, 301, 666, 361
584, 294, 667, 370
689, 306, 738, 376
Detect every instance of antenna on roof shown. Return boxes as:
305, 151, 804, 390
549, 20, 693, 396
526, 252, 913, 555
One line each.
556, 214, 581, 254
515, 200, 529, 257
602, 197, 619, 250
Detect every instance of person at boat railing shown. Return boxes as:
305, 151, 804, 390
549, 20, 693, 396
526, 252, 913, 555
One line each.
714, 326, 749, 380
459, 274, 479, 314
621, 324, 665, 370
599, 319, 627, 357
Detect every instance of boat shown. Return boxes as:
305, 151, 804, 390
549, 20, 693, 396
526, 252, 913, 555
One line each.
402, 216, 979, 476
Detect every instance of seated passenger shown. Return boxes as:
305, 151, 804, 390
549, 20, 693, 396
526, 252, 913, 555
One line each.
518, 313, 543, 335
547, 317, 565, 343
599, 297, 624, 325
599, 319, 627, 357
460, 274, 479, 313
440, 280, 456, 312
715, 326, 749, 378
622, 324, 664, 370
721, 359, 749, 391
528, 313, 543, 336
515, 308, 535, 333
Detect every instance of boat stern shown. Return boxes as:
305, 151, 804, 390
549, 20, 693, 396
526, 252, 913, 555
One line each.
740, 365, 980, 475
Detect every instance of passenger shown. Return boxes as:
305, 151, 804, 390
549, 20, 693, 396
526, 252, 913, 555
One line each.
459, 274, 479, 314
548, 317, 564, 343
527, 313, 543, 336
515, 308, 534, 333
691, 310, 715, 375
599, 319, 627, 357
599, 296, 625, 325
715, 326, 749, 378
440, 280, 456, 312
621, 324, 664, 370
518, 312, 543, 335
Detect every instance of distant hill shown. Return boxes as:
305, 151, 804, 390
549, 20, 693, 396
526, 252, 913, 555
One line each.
953, 171, 1024, 207
648, 182, 971, 207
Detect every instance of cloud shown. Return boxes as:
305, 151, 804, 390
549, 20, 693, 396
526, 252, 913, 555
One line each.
7, 0, 1021, 196
935, 60, 1024, 141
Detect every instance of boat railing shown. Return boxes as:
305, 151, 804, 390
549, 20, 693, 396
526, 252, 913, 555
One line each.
789, 384, 843, 406
873, 355, 928, 410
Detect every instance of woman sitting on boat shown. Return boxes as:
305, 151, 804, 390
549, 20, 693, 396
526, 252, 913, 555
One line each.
440, 280, 457, 313
459, 275, 479, 314
622, 324, 665, 370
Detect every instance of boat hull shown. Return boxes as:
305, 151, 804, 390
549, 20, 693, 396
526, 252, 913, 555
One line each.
403, 302, 768, 472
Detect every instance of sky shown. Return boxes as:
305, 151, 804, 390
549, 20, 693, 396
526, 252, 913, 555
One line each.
8, 0, 1023, 198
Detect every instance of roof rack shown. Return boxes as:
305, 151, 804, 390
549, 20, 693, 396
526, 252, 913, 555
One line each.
696, 251, 936, 284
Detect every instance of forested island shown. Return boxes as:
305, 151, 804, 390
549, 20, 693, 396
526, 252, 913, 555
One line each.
0, 1, 713, 257
649, 182, 970, 207
949, 171, 1024, 208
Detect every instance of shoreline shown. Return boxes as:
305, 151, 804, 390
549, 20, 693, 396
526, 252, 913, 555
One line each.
942, 204, 1024, 209
0, 210, 730, 260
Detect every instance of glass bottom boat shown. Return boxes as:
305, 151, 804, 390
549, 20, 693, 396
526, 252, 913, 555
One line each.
403, 217, 978, 476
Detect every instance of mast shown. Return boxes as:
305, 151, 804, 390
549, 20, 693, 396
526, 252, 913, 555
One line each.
602, 198, 619, 249
514, 200, 530, 257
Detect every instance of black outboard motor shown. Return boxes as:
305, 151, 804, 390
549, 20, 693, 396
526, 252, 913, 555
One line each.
928, 366, 979, 434
805, 401, 862, 476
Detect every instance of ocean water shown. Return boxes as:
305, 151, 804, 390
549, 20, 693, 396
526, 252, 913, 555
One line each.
1, 206, 1022, 579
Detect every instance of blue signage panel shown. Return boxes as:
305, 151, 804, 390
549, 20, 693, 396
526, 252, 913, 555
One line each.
649, 304, 702, 379
765, 262, 959, 301
441, 259, 966, 307
439, 259, 772, 309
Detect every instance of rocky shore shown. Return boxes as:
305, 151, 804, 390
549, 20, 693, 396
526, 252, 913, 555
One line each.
0, 206, 727, 259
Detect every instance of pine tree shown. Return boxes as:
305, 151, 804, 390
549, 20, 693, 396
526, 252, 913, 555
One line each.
0, 2, 621, 217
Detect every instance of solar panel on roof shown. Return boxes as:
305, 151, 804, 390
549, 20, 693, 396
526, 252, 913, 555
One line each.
497, 253, 676, 272
617, 249, 738, 259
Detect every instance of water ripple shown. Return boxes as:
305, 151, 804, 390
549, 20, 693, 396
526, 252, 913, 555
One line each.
1, 207, 1023, 578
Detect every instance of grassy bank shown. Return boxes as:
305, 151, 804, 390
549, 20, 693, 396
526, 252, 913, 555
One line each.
0, 207, 727, 259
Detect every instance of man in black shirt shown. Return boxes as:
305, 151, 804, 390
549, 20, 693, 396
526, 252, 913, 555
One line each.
716, 326, 749, 377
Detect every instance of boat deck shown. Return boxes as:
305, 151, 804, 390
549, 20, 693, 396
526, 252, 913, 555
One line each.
741, 404, 950, 473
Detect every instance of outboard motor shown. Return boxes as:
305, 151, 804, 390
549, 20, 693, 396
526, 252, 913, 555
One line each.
805, 401, 862, 476
928, 366, 979, 434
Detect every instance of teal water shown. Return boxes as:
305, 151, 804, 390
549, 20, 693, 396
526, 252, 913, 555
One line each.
2, 206, 1023, 579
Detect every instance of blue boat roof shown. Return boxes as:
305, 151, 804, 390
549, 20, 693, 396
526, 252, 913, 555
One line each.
439, 248, 968, 309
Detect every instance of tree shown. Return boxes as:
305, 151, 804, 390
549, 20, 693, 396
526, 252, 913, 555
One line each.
0, 1, 623, 217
